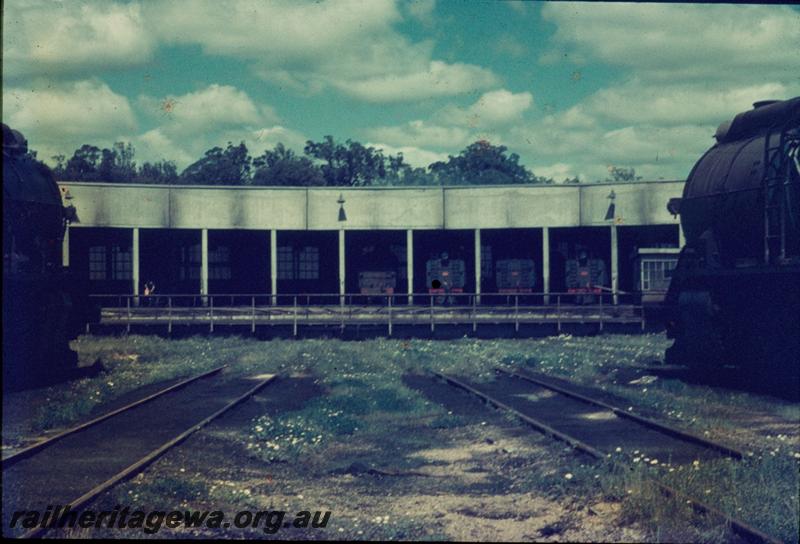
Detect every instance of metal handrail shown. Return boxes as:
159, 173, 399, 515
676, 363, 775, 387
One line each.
88, 291, 642, 303
88, 292, 646, 332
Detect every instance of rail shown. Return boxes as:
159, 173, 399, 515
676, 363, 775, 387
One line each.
87, 292, 646, 335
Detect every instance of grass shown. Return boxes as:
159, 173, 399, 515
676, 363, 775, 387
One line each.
8, 336, 251, 435
510, 333, 800, 436
14, 332, 798, 542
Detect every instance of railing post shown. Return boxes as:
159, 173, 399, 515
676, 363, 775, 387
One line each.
293, 296, 298, 337
209, 296, 214, 333
340, 293, 345, 333
251, 296, 256, 334
514, 294, 519, 332
168, 296, 173, 335
557, 295, 561, 333
641, 304, 646, 332
472, 294, 477, 332
430, 295, 435, 332
388, 295, 393, 336
599, 293, 604, 332
126, 296, 131, 334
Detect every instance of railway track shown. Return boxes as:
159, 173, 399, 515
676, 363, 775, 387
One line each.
432, 368, 782, 544
2, 367, 278, 538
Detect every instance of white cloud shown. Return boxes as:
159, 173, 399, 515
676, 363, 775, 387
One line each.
3, 1, 155, 78
334, 61, 498, 102
366, 120, 472, 149
437, 89, 533, 128
133, 85, 305, 168
511, 112, 714, 182
134, 129, 195, 167
492, 34, 527, 58
530, 163, 575, 182
366, 142, 448, 168
577, 80, 798, 127
3, 80, 137, 157
132, 125, 310, 171
3, 80, 136, 141
518, 3, 800, 181
139, 84, 273, 132
541, 3, 800, 84
145, 0, 402, 60
139, 0, 496, 102
364, 87, 530, 154
405, 0, 437, 24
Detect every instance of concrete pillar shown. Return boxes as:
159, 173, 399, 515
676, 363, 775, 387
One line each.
338, 228, 346, 302
201, 228, 209, 300
270, 230, 278, 305
407, 229, 414, 305
542, 227, 550, 304
474, 228, 481, 304
132, 227, 140, 303
611, 224, 619, 305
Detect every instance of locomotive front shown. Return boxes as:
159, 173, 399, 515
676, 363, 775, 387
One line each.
2, 124, 99, 389
664, 98, 800, 383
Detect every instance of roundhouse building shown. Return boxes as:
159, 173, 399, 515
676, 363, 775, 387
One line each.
59, 180, 684, 306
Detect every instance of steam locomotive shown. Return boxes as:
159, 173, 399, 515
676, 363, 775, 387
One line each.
565, 251, 607, 303
3, 124, 99, 389
664, 97, 800, 382
426, 253, 465, 304
495, 259, 536, 293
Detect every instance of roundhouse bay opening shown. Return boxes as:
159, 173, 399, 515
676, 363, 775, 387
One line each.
344, 230, 406, 304
479, 228, 543, 305
206, 229, 269, 303
68, 227, 134, 295
139, 229, 202, 304
550, 227, 611, 305
616, 224, 680, 305
275, 230, 338, 304
413, 229, 476, 304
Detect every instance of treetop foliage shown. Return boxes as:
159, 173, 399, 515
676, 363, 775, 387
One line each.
43, 136, 643, 186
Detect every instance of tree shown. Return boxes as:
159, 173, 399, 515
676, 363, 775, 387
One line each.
137, 161, 178, 184
605, 166, 642, 182
428, 140, 537, 185
179, 142, 252, 185
51, 154, 66, 180
63, 144, 102, 181
59, 142, 138, 182
252, 143, 324, 186
304, 136, 389, 186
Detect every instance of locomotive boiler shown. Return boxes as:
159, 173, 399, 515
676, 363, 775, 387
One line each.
565, 251, 607, 304
495, 259, 536, 293
426, 252, 465, 304
3, 124, 99, 389
664, 97, 800, 383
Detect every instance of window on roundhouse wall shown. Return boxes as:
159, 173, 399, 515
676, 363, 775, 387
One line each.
111, 245, 132, 280
641, 259, 678, 291
209, 245, 231, 280
180, 244, 202, 281
298, 246, 319, 280
89, 246, 107, 280
277, 246, 294, 280
481, 245, 492, 279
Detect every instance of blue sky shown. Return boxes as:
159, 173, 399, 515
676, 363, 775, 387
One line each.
3, 1, 799, 182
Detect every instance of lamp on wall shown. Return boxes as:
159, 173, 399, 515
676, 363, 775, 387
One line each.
605, 190, 616, 221
337, 194, 347, 222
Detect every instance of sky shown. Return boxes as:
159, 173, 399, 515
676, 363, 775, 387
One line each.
3, 1, 799, 182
